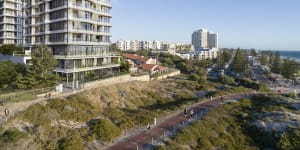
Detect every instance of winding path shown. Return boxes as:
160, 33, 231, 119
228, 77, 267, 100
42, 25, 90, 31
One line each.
106, 93, 270, 150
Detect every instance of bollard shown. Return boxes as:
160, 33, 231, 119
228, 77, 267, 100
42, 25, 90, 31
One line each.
152, 137, 154, 145
173, 125, 175, 133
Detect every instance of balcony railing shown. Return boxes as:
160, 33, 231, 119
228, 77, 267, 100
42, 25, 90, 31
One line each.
54, 53, 121, 59
70, 27, 110, 33
72, 15, 110, 24
54, 63, 120, 73
72, 3, 110, 14
72, 38, 109, 43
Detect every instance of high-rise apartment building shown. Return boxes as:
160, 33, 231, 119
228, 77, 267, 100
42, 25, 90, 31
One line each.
23, 0, 120, 81
0, 0, 24, 45
192, 29, 218, 50
208, 32, 218, 49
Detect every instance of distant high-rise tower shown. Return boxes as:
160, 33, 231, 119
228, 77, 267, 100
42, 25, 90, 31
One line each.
192, 29, 218, 50
0, 0, 25, 45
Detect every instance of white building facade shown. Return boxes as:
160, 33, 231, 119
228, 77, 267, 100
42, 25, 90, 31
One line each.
116, 40, 179, 53
0, 0, 25, 45
191, 29, 219, 60
192, 29, 218, 50
24, 0, 120, 81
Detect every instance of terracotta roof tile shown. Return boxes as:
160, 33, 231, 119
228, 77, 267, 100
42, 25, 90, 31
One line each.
123, 53, 149, 63
154, 65, 167, 71
139, 64, 156, 71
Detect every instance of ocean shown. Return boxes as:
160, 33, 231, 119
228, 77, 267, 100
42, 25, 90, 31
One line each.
275, 51, 300, 62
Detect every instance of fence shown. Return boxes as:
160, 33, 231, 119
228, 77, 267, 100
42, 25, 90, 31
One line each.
0, 80, 88, 106
0, 86, 57, 105
107, 92, 277, 150
142, 92, 278, 150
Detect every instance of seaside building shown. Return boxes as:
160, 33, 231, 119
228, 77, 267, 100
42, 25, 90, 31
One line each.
191, 29, 219, 60
192, 29, 218, 50
129, 40, 139, 51
116, 40, 180, 55
193, 48, 218, 60
23, 0, 120, 81
0, 0, 25, 45
152, 40, 161, 50
160, 42, 176, 54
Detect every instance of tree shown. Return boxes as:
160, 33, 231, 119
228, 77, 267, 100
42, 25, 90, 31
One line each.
222, 49, 232, 63
231, 49, 246, 74
250, 49, 257, 57
216, 51, 224, 70
120, 60, 130, 73
0, 61, 17, 88
259, 54, 269, 66
17, 46, 59, 89
0, 44, 22, 55
271, 51, 281, 74
281, 59, 299, 79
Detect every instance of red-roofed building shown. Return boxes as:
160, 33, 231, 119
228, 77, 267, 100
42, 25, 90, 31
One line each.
138, 64, 167, 75
123, 53, 157, 72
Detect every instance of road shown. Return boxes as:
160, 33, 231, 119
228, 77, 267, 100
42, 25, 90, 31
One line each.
107, 93, 257, 150
251, 66, 300, 94
251, 66, 269, 83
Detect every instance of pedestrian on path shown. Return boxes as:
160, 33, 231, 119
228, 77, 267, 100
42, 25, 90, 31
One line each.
154, 118, 157, 126
190, 109, 194, 118
147, 123, 151, 130
184, 108, 187, 118
210, 96, 213, 101
4, 108, 9, 117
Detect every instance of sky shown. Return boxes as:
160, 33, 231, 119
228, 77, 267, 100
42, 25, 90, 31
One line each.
110, 0, 300, 50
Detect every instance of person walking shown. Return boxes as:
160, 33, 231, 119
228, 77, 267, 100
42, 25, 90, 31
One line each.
190, 109, 194, 118
184, 108, 187, 118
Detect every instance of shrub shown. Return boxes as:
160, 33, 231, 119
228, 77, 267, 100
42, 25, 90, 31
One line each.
0, 128, 28, 144
88, 119, 121, 142
59, 136, 84, 150
189, 73, 200, 81
219, 75, 236, 85
198, 77, 207, 86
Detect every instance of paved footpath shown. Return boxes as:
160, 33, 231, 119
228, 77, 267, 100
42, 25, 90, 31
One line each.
107, 93, 255, 150
0, 87, 93, 125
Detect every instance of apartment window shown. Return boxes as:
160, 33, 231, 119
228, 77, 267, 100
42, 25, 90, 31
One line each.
84, 12, 92, 19
49, 0, 66, 9
81, 23, 92, 30
50, 10, 66, 20
49, 33, 65, 42
35, 35, 45, 43
39, 4, 45, 12
85, 59, 94, 67
50, 21, 66, 31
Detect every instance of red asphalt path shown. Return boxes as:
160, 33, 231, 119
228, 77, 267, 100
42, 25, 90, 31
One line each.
107, 93, 255, 150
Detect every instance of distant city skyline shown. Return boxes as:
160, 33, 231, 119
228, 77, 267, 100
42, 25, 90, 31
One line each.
110, 0, 300, 50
